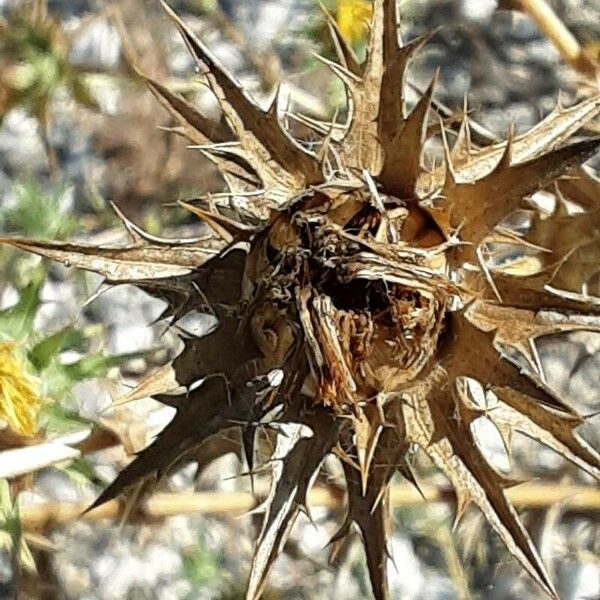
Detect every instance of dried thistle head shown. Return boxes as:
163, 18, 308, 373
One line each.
2, 1, 600, 598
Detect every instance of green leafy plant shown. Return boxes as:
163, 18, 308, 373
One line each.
0, 180, 78, 240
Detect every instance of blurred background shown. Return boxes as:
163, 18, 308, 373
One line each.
0, 0, 599, 598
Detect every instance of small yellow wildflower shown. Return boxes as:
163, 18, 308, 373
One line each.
0, 342, 44, 436
336, 0, 372, 45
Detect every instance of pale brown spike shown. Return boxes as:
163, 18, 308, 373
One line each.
382, 0, 400, 65
315, 112, 340, 164
136, 68, 233, 145
441, 310, 581, 417
353, 405, 385, 494
497, 122, 516, 171
378, 0, 437, 152
379, 29, 437, 142
452, 487, 472, 532
343, 462, 391, 600
160, 126, 261, 190
377, 71, 438, 198
341, 0, 434, 173
114, 5, 255, 183
443, 406, 558, 600
318, 0, 362, 76
196, 145, 265, 192
109, 201, 144, 243
441, 137, 600, 259
490, 270, 600, 315
246, 416, 337, 600
179, 200, 256, 242
332, 401, 411, 599
417, 95, 600, 199
490, 387, 600, 479
397, 458, 425, 499
464, 300, 600, 367
439, 115, 458, 186
158, 0, 322, 185
215, 159, 263, 191
335, 0, 385, 171
363, 0, 386, 82
113, 364, 182, 408
402, 372, 559, 600
524, 209, 600, 296
408, 81, 500, 147
0, 235, 224, 282
137, 72, 263, 186
514, 96, 600, 163
312, 51, 363, 89
451, 109, 473, 166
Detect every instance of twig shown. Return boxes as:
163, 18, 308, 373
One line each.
502, 0, 598, 77
431, 525, 472, 600
18, 483, 600, 531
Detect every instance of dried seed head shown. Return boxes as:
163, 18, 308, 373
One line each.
2, 2, 600, 599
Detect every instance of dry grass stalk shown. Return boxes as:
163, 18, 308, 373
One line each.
503, 0, 598, 76
17, 484, 600, 531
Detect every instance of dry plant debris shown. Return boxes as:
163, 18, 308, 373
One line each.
500, 0, 599, 77
1, 1, 600, 598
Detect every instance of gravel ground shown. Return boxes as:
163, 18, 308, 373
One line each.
0, 1, 599, 599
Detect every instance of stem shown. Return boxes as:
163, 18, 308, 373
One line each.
18, 483, 600, 531
507, 0, 597, 76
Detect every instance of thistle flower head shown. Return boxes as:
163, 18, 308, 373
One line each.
1, 1, 599, 598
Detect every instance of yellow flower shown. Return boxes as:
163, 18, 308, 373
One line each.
0, 342, 43, 436
336, 0, 372, 45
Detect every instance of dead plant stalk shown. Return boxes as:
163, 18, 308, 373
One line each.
509, 0, 597, 75
18, 483, 600, 531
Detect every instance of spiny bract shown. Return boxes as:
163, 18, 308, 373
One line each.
3, 1, 600, 598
